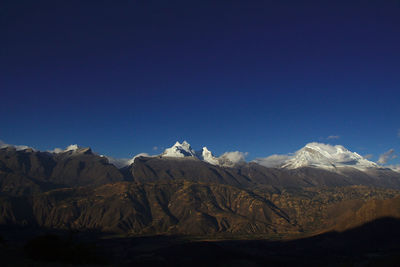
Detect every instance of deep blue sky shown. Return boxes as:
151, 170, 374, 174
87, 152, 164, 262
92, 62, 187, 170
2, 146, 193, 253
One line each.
1, 1, 399, 164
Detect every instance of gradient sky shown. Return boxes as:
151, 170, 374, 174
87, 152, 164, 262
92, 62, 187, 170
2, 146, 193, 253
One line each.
1, 1, 400, 165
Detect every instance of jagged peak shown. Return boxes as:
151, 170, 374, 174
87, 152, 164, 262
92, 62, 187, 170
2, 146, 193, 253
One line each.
159, 141, 246, 167
162, 140, 196, 158
201, 146, 219, 165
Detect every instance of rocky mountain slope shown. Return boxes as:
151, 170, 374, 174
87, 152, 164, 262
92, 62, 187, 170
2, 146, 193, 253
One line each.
1, 181, 399, 237
1, 141, 400, 239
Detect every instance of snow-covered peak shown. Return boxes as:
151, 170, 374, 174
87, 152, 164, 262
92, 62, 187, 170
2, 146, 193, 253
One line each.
160, 141, 246, 167
200, 147, 219, 165
162, 141, 197, 158
261, 142, 379, 170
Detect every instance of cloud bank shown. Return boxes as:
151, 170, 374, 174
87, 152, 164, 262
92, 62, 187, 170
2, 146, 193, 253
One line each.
0, 140, 34, 151
218, 151, 248, 166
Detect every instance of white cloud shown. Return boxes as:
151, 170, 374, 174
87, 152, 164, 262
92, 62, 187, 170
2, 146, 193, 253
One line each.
377, 149, 396, 164
398, 129, 400, 138
218, 151, 248, 166
133, 153, 150, 160
65, 144, 79, 151
49, 144, 80, 153
106, 157, 131, 168
153, 146, 158, 151
0, 140, 33, 151
253, 154, 291, 168
50, 148, 64, 153
16, 145, 32, 150
327, 135, 340, 140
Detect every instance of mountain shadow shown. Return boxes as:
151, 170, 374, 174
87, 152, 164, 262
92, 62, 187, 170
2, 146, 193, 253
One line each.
2, 217, 400, 266
127, 217, 400, 266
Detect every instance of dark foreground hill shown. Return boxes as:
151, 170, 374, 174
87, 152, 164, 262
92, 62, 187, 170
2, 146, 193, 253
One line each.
1, 217, 400, 266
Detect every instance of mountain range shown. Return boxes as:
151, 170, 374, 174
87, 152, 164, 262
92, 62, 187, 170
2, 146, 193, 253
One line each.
1, 140, 394, 171
1, 140, 399, 192
1, 140, 400, 264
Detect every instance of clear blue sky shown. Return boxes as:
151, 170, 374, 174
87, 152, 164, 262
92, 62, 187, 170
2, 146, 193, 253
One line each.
1, 1, 399, 165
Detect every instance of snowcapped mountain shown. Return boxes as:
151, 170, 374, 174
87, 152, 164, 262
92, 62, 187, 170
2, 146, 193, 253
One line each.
255, 142, 379, 171
2, 140, 395, 172
159, 141, 243, 167
282, 143, 379, 170
161, 141, 220, 165
200, 147, 219, 165
162, 141, 197, 158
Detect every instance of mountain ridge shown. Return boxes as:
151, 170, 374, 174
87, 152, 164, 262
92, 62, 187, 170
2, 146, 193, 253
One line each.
1, 140, 400, 247
2, 140, 395, 173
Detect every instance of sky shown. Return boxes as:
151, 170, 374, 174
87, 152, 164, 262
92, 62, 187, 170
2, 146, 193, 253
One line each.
1, 1, 400, 165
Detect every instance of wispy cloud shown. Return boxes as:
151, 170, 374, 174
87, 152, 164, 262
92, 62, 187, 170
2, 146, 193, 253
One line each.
398, 129, 400, 138
106, 153, 152, 168
152, 146, 158, 151
253, 154, 291, 168
106, 157, 132, 168
363, 154, 373, 160
377, 149, 396, 164
327, 135, 340, 140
